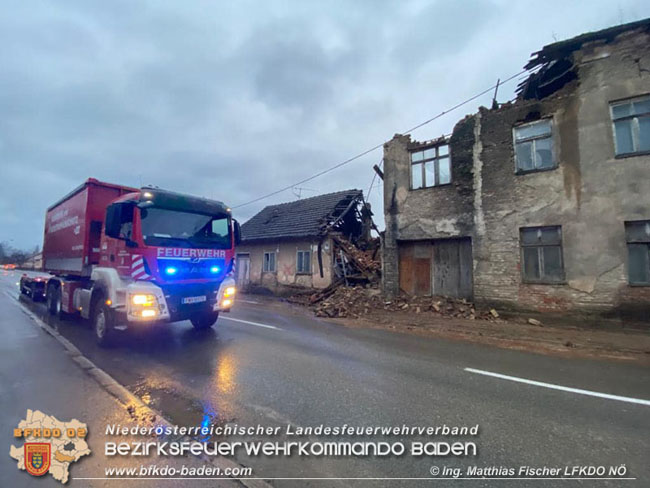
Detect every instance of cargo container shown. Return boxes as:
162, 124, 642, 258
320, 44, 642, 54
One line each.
20, 178, 241, 345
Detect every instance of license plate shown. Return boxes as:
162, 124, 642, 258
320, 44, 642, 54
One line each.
182, 295, 207, 305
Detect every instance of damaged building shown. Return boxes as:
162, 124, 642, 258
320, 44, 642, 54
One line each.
237, 189, 377, 291
382, 19, 650, 319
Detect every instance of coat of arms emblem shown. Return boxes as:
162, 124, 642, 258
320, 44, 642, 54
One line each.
24, 443, 51, 476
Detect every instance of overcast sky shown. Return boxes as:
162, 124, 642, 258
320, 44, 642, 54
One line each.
2, 0, 648, 250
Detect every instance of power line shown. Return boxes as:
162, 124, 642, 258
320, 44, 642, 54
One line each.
233, 68, 529, 209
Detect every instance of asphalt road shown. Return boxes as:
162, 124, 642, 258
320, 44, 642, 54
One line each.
2, 270, 649, 487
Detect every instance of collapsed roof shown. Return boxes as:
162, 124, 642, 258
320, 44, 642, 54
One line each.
241, 189, 366, 242
517, 17, 650, 100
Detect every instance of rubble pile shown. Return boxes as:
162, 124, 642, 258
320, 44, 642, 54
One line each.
330, 234, 381, 279
306, 285, 499, 321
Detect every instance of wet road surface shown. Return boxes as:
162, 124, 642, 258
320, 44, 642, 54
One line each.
2, 271, 650, 487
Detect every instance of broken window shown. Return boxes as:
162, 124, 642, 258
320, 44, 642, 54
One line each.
263, 252, 276, 273
513, 119, 554, 173
296, 250, 311, 274
611, 96, 650, 156
410, 144, 451, 189
520, 226, 565, 283
625, 220, 650, 285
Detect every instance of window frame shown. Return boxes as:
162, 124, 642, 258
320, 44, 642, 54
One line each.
296, 250, 312, 275
519, 225, 566, 284
610, 95, 650, 158
625, 220, 650, 286
263, 251, 276, 273
513, 118, 556, 174
409, 144, 451, 190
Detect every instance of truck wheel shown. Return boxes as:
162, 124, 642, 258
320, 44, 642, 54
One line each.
93, 301, 115, 347
190, 312, 219, 330
47, 285, 61, 315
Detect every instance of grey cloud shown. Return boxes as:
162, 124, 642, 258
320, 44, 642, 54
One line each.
1, 0, 648, 250
390, 0, 500, 69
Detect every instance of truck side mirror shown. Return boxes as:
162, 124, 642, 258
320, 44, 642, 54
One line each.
233, 220, 242, 246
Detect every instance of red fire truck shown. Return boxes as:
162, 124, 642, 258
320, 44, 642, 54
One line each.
20, 178, 241, 346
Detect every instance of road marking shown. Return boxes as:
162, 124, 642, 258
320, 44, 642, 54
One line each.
238, 299, 260, 304
465, 367, 650, 406
220, 316, 282, 331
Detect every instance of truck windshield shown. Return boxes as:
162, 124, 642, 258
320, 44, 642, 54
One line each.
140, 208, 231, 249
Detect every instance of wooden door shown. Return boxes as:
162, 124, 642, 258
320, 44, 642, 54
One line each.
432, 238, 473, 299
399, 241, 432, 296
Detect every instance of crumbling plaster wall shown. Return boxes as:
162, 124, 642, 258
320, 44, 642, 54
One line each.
236, 238, 334, 290
382, 29, 650, 315
476, 30, 650, 314
382, 116, 477, 297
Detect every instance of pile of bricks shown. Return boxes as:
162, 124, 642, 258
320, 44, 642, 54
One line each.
304, 285, 499, 321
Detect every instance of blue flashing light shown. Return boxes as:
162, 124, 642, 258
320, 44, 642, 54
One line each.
165, 266, 178, 275
210, 266, 220, 274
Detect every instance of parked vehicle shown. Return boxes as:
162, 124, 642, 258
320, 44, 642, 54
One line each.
20, 178, 241, 345
19, 274, 46, 300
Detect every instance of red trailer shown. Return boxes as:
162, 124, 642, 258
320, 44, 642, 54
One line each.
21, 178, 241, 346
42, 178, 137, 276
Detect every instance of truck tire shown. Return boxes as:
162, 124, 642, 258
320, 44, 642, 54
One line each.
93, 301, 115, 347
190, 312, 219, 330
47, 284, 61, 316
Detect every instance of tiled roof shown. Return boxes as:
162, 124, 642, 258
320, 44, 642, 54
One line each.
241, 189, 363, 242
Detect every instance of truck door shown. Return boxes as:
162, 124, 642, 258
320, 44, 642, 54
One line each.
104, 202, 136, 277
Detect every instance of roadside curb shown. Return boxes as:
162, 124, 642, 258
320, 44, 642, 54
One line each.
11, 292, 271, 488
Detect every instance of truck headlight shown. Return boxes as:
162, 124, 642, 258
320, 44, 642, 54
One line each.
224, 286, 236, 298
131, 294, 156, 306
129, 293, 159, 319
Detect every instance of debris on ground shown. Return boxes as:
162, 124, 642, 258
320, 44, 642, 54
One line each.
528, 318, 543, 326
289, 285, 501, 322
286, 229, 500, 324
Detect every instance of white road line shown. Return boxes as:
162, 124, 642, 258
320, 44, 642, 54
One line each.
4, 290, 20, 303
238, 299, 260, 304
465, 367, 650, 406
220, 316, 282, 331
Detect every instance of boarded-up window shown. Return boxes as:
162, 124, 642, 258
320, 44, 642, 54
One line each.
263, 252, 276, 272
625, 220, 650, 285
520, 226, 564, 283
296, 250, 311, 274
